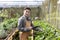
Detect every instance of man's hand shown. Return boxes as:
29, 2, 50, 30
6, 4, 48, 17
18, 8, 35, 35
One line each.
27, 27, 32, 30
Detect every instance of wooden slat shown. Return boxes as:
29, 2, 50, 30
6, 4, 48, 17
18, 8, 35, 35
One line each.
4, 28, 19, 40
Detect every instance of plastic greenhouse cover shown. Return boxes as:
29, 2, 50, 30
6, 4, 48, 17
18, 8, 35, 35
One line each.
0, 0, 45, 8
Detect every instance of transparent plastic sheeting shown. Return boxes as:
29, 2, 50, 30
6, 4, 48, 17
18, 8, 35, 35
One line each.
0, 0, 45, 8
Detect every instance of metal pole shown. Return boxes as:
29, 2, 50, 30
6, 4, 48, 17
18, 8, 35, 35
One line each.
48, 0, 50, 22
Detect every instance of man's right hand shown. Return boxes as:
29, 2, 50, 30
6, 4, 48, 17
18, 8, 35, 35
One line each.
27, 27, 33, 30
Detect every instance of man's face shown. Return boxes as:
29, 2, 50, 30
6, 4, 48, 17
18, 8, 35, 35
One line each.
23, 9, 31, 17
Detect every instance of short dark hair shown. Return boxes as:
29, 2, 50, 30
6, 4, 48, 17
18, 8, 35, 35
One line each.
24, 7, 31, 11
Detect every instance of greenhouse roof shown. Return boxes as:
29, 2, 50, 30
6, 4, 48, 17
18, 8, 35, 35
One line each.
0, 0, 45, 8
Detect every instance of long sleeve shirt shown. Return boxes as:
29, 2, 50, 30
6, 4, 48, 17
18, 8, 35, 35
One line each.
18, 15, 34, 32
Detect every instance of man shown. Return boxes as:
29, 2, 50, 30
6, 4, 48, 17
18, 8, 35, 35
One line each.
18, 7, 34, 40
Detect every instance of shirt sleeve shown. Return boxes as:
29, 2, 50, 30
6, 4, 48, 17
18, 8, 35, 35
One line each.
18, 18, 24, 31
